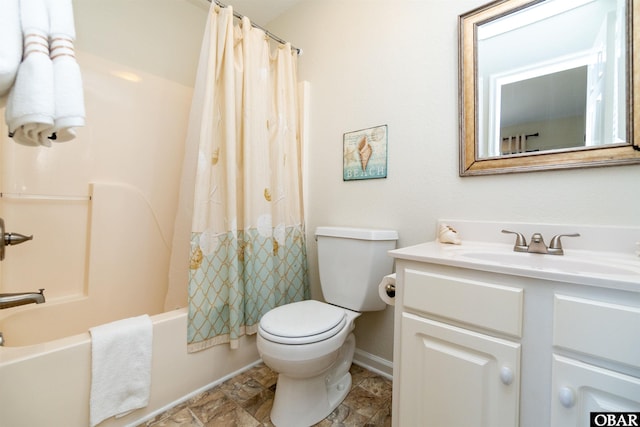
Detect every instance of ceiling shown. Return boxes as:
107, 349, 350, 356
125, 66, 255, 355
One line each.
194, 0, 304, 27
74, 0, 305, 87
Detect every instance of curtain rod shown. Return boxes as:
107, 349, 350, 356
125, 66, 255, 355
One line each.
208, 0, 302, 55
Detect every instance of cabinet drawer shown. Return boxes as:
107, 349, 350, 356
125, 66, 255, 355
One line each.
553, 295, 640, 368
403, 269, 523, 337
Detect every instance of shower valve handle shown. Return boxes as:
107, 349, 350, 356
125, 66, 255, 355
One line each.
5, 232, 33, 246
0, 218, 34, 261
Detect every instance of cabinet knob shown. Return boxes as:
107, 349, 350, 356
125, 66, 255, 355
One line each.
500, 366, 514, 385
558, 387, 576, 408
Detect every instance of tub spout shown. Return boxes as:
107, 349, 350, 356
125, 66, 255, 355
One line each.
0, 288, 45, 309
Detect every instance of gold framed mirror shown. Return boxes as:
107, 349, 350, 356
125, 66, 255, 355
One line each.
459, 0, 640, 176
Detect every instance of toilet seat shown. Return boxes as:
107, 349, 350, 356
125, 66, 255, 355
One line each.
259, 300, 347, 345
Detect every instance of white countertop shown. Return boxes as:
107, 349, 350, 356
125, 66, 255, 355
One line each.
390, 240, 640, 292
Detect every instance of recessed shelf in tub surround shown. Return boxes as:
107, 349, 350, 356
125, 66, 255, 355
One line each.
0, 192, 91, 201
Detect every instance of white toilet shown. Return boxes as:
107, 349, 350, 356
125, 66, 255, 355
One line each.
257, 226, 398, 427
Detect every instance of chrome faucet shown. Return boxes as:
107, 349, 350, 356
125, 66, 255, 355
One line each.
527, 233, 548, 254
0, 288, 45, 309
502, 230, 580, 255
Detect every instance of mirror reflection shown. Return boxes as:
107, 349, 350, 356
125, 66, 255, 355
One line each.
476, 0, 627, 159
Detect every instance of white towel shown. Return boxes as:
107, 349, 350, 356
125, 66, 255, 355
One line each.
89, 315, 153, 427
5, 0, 55, 146
0, 0, 23, 96
48, 0, 85, 142
5, 30, 55, 146
4, 0, 85, 146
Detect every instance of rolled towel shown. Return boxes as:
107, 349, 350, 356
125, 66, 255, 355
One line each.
5, 31, 55, 147
48, 0, 76, 39
48, 0, 85, 142
5, 0, 85, 146
5, 0, 56, 146
50, 37, 85, 141
0, 0, 23, 96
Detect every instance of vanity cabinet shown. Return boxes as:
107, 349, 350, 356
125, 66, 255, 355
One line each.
396, 268, 523, 427
391, 254, 640, 427
550, 295, 640, 426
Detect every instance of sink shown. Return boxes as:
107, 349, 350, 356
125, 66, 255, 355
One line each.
460, 251, 640, 277
389, 221, 640, 291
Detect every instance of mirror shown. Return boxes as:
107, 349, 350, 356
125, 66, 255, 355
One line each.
459, 0, 640, 175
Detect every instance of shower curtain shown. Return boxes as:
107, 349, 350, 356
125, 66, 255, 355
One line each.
179, 5, 309, 352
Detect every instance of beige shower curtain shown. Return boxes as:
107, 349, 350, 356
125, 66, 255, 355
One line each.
167, 5, 309, 351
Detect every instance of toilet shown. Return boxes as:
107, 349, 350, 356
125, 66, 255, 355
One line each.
257, 226, 398, 427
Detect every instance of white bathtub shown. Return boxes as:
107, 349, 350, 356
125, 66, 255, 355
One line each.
0, 307, 260, 427
0, 183, 260, 427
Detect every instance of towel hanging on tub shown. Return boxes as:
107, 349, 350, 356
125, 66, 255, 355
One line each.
89, 314, 153, 427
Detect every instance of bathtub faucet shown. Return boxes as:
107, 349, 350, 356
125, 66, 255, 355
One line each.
0, 288, 45, 309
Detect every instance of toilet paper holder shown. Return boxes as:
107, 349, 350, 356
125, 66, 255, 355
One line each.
385, 283, 395, 298
378, 273, 396, 306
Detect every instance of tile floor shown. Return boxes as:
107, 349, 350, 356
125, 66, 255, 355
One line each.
138, 363, 392, 427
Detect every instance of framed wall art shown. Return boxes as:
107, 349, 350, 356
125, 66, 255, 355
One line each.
343, 125, 388, 181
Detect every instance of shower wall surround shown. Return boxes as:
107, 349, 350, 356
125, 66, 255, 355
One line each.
0, 0, 209, 315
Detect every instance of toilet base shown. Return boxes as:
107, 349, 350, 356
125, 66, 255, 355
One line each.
269, 333, 356, 427
270, 371, 352, 427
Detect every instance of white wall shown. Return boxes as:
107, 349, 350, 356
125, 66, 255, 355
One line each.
269, 0, 640, 363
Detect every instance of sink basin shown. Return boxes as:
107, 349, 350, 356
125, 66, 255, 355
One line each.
459, 251, 640, 277
389, 221, 640, 291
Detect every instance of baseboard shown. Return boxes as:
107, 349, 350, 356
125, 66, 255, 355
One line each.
352, 348, 393, 380
126, 358, 263, 427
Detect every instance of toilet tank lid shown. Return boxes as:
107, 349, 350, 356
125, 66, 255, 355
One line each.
315, 226, 398, 241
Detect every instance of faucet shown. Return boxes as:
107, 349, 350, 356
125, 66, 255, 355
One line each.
527, 233, 548, 254
0, 288, 45, 309
502, 230, 580, 255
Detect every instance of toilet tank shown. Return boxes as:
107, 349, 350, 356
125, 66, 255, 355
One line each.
315, 226, 398, 312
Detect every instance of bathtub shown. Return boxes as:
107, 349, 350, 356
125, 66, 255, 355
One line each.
0, 182, 260, 426
0, 183, 260, 426
0, 307, 260, 427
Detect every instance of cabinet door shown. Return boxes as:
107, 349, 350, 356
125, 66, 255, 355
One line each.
398, 313, 520, 427
551, 355, 640, 427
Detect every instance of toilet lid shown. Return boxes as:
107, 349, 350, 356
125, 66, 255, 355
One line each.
259, 300, 347, 345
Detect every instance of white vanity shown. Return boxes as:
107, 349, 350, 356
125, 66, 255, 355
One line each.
389, 221, 640, 427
